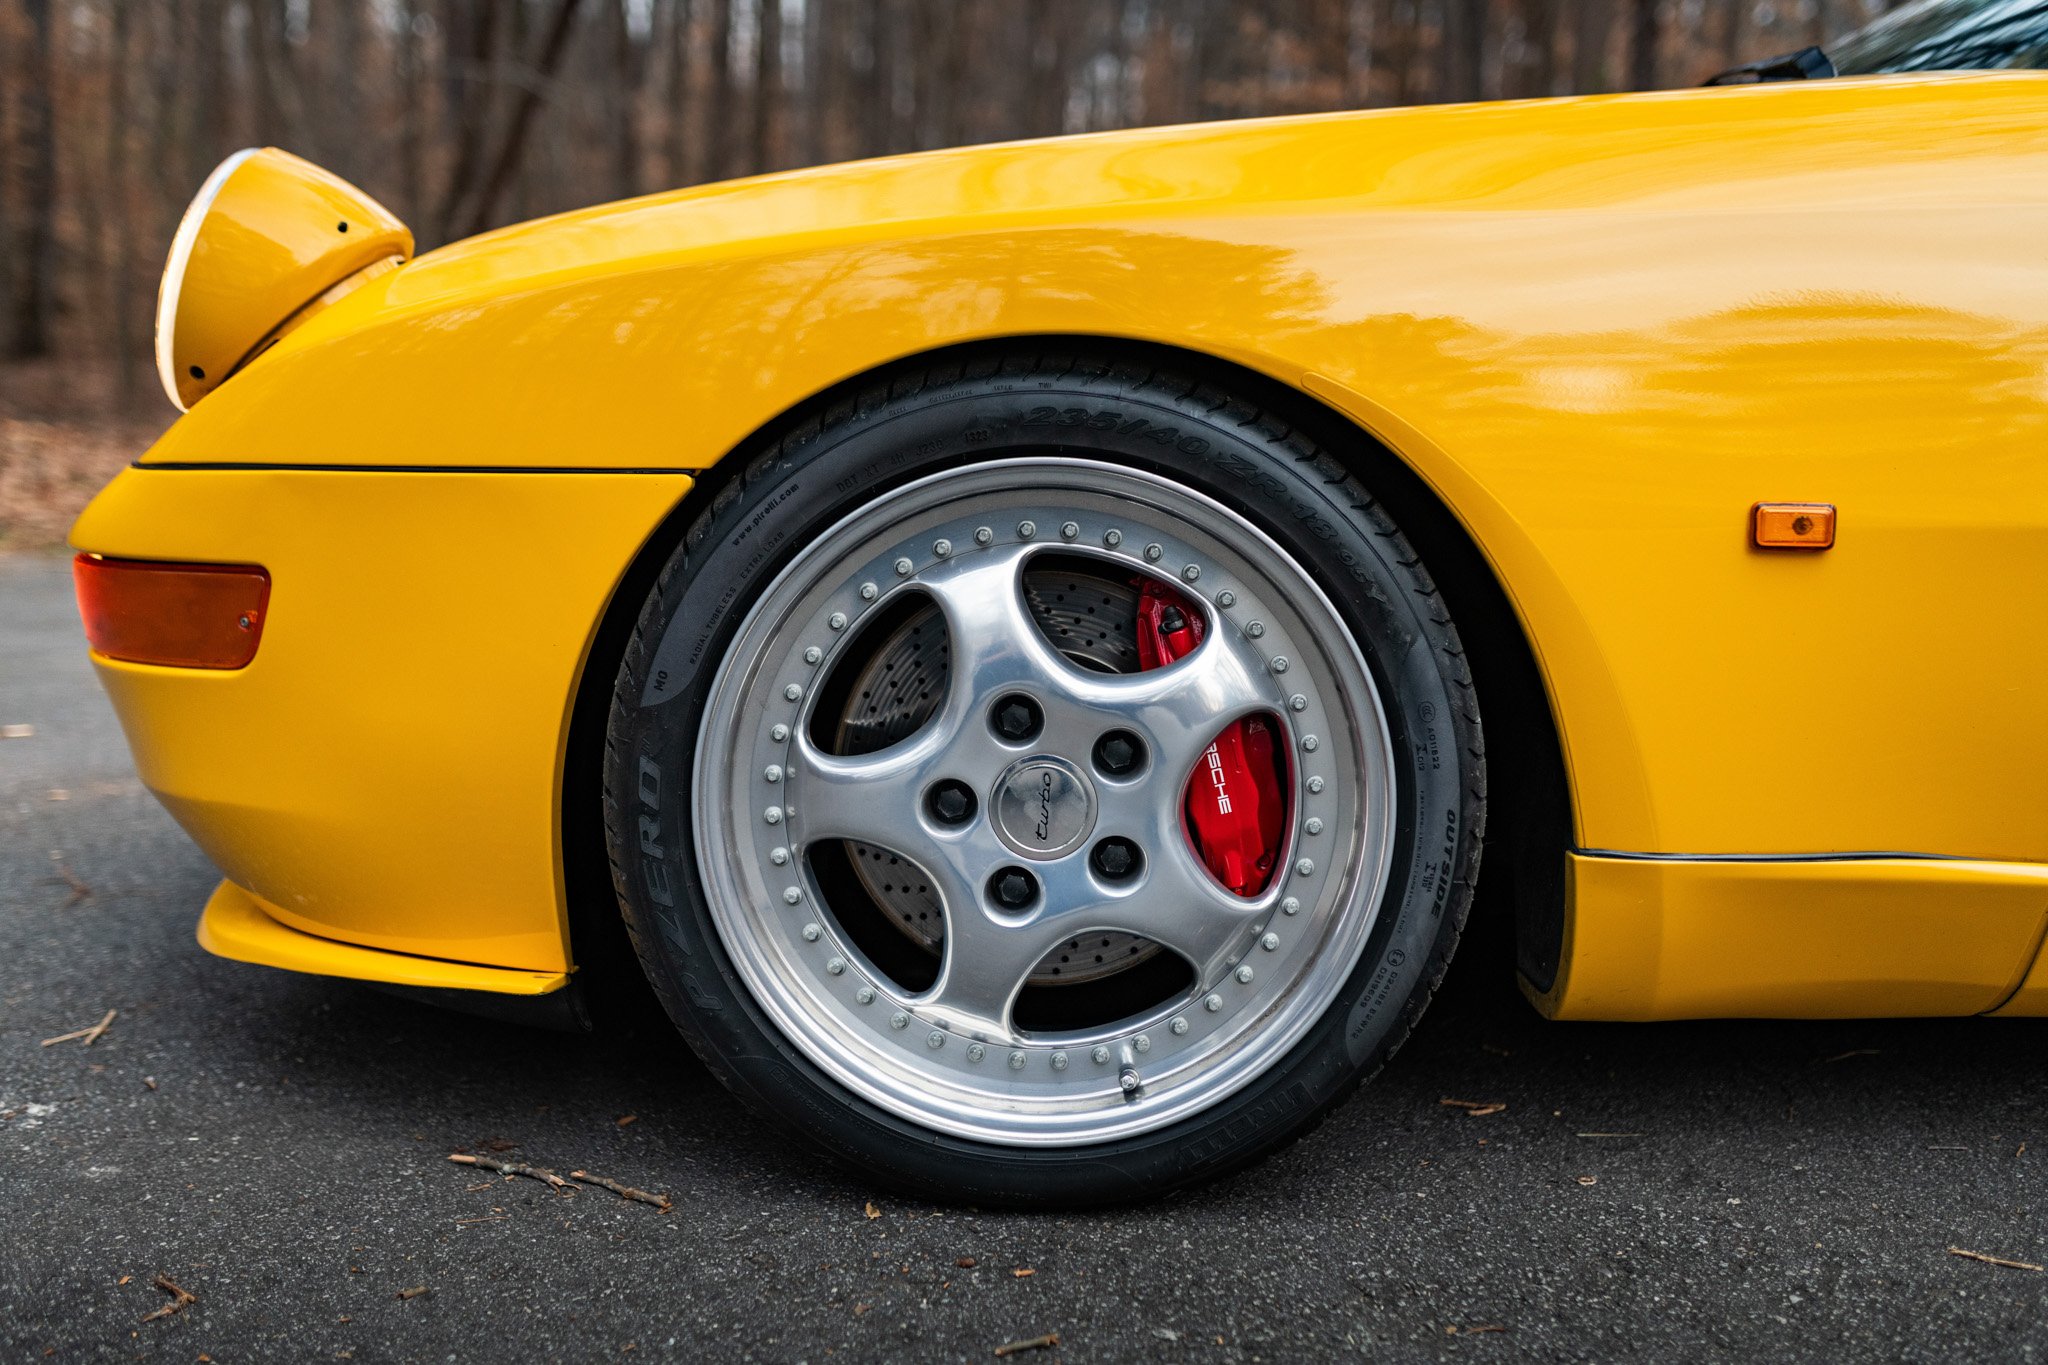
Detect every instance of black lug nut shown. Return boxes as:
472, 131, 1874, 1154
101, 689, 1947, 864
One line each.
927, 779, 976, 825
992, 694, 1043, 743
989, 866, 1037, 910
1093, 729, 1145, 777
1091, 837, 1143, 882
1158, 606, 1187, 635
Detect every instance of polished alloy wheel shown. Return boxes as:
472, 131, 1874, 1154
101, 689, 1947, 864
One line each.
693, 460, 1397, 1146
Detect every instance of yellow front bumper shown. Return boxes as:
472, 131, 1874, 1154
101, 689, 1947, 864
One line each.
72, 464, 691, 984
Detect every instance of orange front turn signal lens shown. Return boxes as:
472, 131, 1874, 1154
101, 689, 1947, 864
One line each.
73, 554, 271, 669
1752, 502, 1836, 550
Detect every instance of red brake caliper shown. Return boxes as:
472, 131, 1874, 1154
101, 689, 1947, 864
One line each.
1135, 582, 1289, 897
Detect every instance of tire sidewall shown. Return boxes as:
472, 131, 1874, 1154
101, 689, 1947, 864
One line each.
606, 369, 1476, 1204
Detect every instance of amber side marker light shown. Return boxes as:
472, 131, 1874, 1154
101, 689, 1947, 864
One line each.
73, 554, 270, 669
1753, 502, 1836, 550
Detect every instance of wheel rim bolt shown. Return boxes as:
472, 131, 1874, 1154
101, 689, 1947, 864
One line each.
968, 1043, 985, 1061
860, 582, 878, 600
1296, 858, 1315, 876
1104, 529, 1123, 547
1305, 817, 1323, 835
1134, 1034, 1151, 1053
1204, 994, 1222, 1012
1216, 590, 1236, 608
802, 924, 821, 941
856, 987, 875, 1005
1018, 520, 1036, 538
894, 558, 913, 576
1306, 776, 1324, 794
1090, 837, 1142, 882
1282, 897, 1300, 915
927, 1031, 945, 1049
828, 612, 847, 631
1181, 564, 1201, 582
765, 765, 783, 783
1091, 1045, 1110, 1064
783, 684, 803, 702
803, 647, 822, 665
927, 780, 976, 825
1169, 1016, 1189, 1035
990, 867, 1037, 910
1271, 656, 1289, 674
1144, 543, 1163, 561
1061, 521, 1080, 540
975, 526, 993, 545
783, 887, 802, 905
1302, 735, 1320, 752
1290, 694, 1307, 712
1261, 933, 1280, 952
1093, 730, 1144, 777
770, 847, 789, 866
1009, 1050, 1026, 1070
1236, 965, 1255, 984
891, 1012, 910, 1030
1051, 1051, 1068, 1070
764, 807, 783, 824
770, 723, 790, 742
1246, 621, 1265, 639
827, 957, 846, 975
993, 694, 1042, 742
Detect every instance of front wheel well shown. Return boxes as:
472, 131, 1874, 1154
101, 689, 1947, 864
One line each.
559, 336, 1572, 1021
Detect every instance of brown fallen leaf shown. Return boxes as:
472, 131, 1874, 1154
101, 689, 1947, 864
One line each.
615, 1114, 638, 1127
993, 1333, 1059, 1357
1447, 1325, 1507, 1335
852, 1302, 871, 1316
116, 1275, 131, 1285
1576, 1175, 1598, 1186
47, 789, 68, 801
1012, 1267, 1036, 1278
396, 1285, 430, 1300
54, 865, 91, 908
143, 1076, 157, 1091
1948, 1246, 2044, 1272
863, 1201, 881, 1220
956, 1256, 977, 1268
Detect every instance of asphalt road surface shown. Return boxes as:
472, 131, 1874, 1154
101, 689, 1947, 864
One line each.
6, 551, 2048, 1363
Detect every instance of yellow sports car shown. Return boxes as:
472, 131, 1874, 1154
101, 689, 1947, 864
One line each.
71, 4, 2048, 1202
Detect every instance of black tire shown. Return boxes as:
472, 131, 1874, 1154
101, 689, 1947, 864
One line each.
603, 349, 1485, 1206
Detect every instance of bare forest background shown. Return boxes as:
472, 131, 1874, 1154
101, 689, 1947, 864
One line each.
0, 0, 1899, 543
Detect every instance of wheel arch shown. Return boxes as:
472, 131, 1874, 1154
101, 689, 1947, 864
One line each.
559, 335, 1575, 1017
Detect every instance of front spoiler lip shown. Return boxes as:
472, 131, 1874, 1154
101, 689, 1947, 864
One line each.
197, 879, 568, 996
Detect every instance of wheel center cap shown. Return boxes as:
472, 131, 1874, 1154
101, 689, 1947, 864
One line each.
991, 756, 1096, 861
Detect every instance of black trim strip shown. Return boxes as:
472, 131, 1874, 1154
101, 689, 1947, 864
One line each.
1576, 848, 1963, 863
135, 461, 701, 475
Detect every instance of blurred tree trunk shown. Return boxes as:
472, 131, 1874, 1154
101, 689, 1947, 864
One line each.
1628, 0, 1660, 87
106, 0, 137, 394
708, 0, 736, 174
458, 0, 590, 236
753, 0, 781, 172
1441, 0, 1488, 100
7, 0, 57, 359
665, 0, 697, 185
608, 0, 645, 198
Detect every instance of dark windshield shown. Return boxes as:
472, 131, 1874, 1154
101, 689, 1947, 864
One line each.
1830, 0, 2048, 72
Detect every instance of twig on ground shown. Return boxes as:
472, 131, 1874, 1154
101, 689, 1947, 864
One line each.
1948, 1246, 2044, 1272
570, 1170, 672, 1212
446, 1152, 572, 1193
55, 864, 91, 907
41, 1009, 116, 1047
1576, 1132, 1644, 1139
140, 1274, 197, 1322
993, 1333, 1059, 1357
1822, 1049, 1880, 1063
1440, 1098, 1506, 1117
454, 1215, 510, 1225
396, 1285, 430, 1300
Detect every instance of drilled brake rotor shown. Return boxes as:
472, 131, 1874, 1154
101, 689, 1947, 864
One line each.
833, 569, 1161, 985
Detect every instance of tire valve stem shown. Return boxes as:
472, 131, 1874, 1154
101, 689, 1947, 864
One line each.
1118, 1065, 1143, 1100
